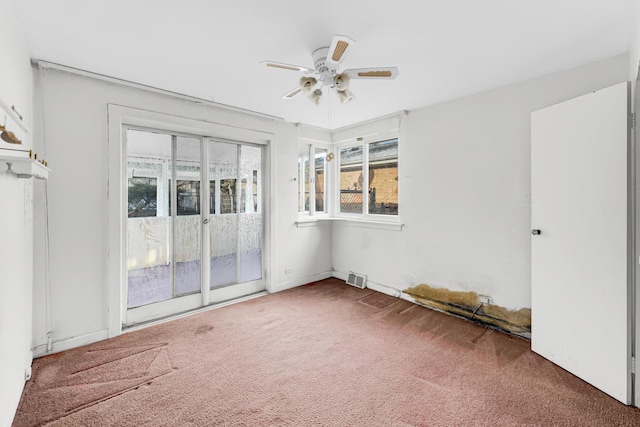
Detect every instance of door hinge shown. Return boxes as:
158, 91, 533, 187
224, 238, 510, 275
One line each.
632, 113, 637, 130
632, 356, 636, 374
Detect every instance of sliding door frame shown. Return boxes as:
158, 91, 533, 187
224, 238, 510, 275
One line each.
123, 127, 206, 326
205, 139, 266, 304
107, 104, 275, 338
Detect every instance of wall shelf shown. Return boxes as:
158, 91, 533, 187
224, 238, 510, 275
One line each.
0, 96, 30, 134
0, 150, 50, 180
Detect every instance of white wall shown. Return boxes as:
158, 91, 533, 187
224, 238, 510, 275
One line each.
333, 54, 629, 310
0, 0, 33, 425
31, 67, 332, 355
631, 0, 640, 409
630, 0, 640, 82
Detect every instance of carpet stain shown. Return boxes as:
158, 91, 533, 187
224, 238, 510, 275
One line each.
195, 325, 214, 335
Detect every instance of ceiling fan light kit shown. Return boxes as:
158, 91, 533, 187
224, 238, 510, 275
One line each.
263, 34, 398, 106
300, 76, 318, 93
309, 89, 322, 106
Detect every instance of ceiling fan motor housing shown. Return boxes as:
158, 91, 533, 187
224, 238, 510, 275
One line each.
312, 47, 336, 86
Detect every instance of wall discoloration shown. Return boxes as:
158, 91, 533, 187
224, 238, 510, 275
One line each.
404, 284, 531, 336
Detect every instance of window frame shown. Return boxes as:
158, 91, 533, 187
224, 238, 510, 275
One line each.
334, 131, 400, 222
297, 140, 331, 218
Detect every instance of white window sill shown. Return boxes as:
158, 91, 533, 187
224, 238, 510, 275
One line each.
295, 218, 320, 228
295, 216, 403, 231
332, 217, 403, 231
295, 215, 331, 227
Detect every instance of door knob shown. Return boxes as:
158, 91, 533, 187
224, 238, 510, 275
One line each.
531, 229, 541, 235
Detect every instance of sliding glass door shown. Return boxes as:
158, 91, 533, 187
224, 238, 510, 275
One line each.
125, 128, 264, 325
207, 141, 264, 303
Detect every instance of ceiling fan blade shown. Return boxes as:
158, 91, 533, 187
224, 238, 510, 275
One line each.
344, 67, 399, 79
325, 35, 356, 67
282, 86, 303, 99
261, 60, 315, 73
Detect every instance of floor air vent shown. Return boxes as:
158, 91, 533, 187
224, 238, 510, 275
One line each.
346, 272, 367, 289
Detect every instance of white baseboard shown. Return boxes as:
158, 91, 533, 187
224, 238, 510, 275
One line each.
332, 270, 348, 281
32, 330, 110, 358
270, 271, 333, 293
24, 350, 33, 380
366, 280, 402, 297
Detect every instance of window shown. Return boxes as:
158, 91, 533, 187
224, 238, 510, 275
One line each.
368, 139, 398, 215
298, 143, 328, 214
339, 145, 363, 213
176, 180, 200, 215
298, 145, 310, 212
339, 138, 398, 216
128, 177, 158, 217
220, 178, 237, 214
314, 147, 327, 213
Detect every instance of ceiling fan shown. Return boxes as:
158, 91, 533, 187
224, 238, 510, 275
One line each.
262, 35, 399, 105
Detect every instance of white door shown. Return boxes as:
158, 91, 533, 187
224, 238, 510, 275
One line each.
531, 82, 632, 404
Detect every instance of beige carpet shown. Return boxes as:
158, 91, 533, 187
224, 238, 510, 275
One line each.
13, 278, 640, 426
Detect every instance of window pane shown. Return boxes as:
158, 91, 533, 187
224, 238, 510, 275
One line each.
298, 145, 310, 212
252, 170, 258, 213
128, 177, 157, 218
220, 179, 237, 214
368, 138, 398, 215
177, 180, 200, 215
314, 147, 327, 213
209, 181, 216, 214
340, 145, 363, 213
240, 178, 247, 213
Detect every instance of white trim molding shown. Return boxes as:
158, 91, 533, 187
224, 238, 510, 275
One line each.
272, 271, 333, 293
32, 330, 110, 358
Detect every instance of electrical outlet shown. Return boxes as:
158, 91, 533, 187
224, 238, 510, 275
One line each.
285, 268, 293, 274
479, 295, 492, 305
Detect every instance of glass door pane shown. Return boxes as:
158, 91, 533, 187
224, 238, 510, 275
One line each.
126, 130, 203, 324
208, 141, 238, 288
126, 130, 173, 308
174, 136, 202, 295
239, 145, 262, 283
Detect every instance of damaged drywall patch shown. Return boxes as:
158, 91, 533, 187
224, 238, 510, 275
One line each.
403, 284, 531, 337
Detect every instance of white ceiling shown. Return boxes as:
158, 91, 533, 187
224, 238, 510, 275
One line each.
10, 0, 637, 130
